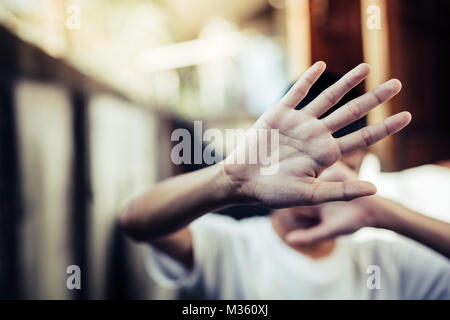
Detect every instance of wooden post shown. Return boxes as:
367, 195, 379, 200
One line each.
286, 0, 312, 81
360, 0, 395, 170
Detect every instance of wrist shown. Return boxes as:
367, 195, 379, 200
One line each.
213, 162, 245, 205
355, 195, 388, 228
216, 161, 252, 205
360, 195, 397, 229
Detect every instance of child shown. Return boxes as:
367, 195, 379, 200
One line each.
120, 63, 448, 299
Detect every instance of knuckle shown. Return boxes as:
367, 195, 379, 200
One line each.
347, 100, 362, 119
382, 119, 391, 136
303, 74, 314, 86
341, 181, 348, 200
371, 90, 383, 104
342, 76, 353, 91
361, 127, 372, 146
309, 182, 320, 204
294, 86, 307, 98
322, 89, 338, 105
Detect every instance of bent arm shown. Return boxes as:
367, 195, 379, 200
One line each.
119, 163, 236, 267
119, 62, 411, 266
372, 197, 450, 258
119, 163, 234, 242
286, 162, 450, 258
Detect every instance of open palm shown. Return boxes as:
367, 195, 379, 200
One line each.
223, 62, 411, 208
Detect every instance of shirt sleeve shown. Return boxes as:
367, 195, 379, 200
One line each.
145, 214, 244, 296
145, 243, 201, 290
391, 238, 450, 299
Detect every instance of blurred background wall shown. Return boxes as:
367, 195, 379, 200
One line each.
0, 0, 449, 299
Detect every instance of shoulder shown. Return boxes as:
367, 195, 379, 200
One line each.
350, 228, 449, 268
349, 229, 450, 299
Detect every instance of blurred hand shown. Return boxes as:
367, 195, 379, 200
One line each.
284, 197, 380, 245
284, 161, 380, 245
224, 61, 411, 207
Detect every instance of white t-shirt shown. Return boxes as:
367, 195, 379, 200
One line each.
146, 156, 450, 299
359, 154, 450, 223
146, 214, 450, 299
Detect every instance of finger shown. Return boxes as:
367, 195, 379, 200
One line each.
285, 224, 335, 245
304, 63, 370, 117
308, 180, 376, 205
338, 111, 412, 155
279, 61, 326, 109
323, 79, 402, 133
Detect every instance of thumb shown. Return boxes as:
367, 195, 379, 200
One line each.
309, 180, 376, 205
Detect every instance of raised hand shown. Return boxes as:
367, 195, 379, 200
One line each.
223, 62, 411, 208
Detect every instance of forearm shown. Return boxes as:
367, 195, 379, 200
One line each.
371, 196, 450, 258
119, 163, 236, 241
